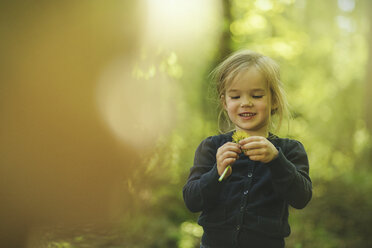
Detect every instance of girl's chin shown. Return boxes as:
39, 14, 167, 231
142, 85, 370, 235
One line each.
234, 126, 268, 136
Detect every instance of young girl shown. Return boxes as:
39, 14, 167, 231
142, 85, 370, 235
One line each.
183, 50, 312, 248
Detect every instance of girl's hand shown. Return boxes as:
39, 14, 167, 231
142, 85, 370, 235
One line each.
216, 142, 241, 177
239, 136, 278, 163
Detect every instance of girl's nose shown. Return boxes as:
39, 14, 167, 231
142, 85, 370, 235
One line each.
240, 100, 253, 107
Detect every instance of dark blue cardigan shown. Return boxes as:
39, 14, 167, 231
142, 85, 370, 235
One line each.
183, 132, 312, 248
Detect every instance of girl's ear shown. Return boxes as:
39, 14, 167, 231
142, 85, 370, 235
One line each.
271, 95, 279, 114
221, 94, 227, 110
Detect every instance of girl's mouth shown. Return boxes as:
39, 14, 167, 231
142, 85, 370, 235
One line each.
239, 113, 256, 117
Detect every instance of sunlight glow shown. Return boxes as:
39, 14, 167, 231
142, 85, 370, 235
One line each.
255, 0, 274, 11
144, 0, 217, 47
336, 15, 354, 32
338, 0, 355, 12
230, 14, 267, 36
96, 59, 177, 149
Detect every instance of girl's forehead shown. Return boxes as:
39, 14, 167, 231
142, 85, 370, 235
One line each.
226, 67, 268, 91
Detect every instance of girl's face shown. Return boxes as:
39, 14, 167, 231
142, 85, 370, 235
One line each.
222, 67, 273, 137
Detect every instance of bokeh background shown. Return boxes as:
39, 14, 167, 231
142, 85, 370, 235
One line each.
1, 0, 372, 247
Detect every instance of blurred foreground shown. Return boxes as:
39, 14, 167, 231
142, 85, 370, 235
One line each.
1, 0, 372, 248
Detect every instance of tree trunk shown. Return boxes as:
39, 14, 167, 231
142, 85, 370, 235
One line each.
364, 0, 372, 161
217, 0, 234, 62
203, 0, 233, 122
366, 20, 372, 132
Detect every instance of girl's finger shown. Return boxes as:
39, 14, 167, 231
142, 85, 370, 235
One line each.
241, 141, 266, 151
218, 143, 239, 155
223, 157, 236, 167
245, 148, 264, 156
248, 154, 263, 161
238, 136, 263, 145
222, 143, 241, 153
222, 151, 239, 160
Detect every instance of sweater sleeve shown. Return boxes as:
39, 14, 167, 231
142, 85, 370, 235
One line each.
267, 140, 312, 209
182, 136, 226, 213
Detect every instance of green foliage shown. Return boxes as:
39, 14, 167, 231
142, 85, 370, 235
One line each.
289, 168, 372, 248
47, 0, 372, 246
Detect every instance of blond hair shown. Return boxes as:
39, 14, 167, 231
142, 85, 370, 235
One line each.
210, 50, 289, 134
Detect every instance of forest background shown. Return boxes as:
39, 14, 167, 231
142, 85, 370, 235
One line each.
1, 0, 372, 247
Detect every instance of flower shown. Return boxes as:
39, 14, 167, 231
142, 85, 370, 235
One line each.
232, 130, 250, 153
219, 130, 250, 182
232, 130, 250, 143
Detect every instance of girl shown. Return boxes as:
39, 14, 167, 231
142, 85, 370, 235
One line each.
183, 50, 312, 248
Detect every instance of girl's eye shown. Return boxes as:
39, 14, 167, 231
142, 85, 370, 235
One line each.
252, 95, 264, 99
231, 96, 240, 99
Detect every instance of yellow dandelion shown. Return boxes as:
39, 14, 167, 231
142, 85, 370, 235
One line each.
219, 130, 250, 182
232, 130, 250, 143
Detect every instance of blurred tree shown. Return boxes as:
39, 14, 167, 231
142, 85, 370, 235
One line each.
217, 0, 234, 61
365, 0, 372, 136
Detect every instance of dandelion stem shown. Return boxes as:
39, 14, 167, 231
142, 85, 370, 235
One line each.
218, 131, 250, 182
218, 165, 231, 182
